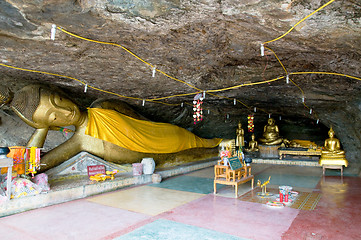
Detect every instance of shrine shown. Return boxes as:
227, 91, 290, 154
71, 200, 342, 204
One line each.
0, 0, 360, 238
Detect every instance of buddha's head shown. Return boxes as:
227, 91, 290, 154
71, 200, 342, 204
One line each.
328, 127, 335, 138
10, 85, 81, 129
238, 121, 242, 127
267, 118, 275, 126
251, 134, 255, 140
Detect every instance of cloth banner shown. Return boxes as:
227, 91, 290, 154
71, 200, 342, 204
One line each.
85, 108, 222, 153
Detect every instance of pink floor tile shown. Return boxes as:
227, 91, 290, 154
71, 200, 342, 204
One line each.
161, 194, 300, 240
0, 224, 37, 239
0, 199, 150, 240
283, 176, 361, 240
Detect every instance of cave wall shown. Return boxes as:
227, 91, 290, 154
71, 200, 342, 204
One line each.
0, 0, 360, 167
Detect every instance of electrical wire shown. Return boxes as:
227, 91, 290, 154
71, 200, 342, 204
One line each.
263, 46, 314, 117
58, 27, 202, 92
0, 62, 139, 101
57, 25, 361, 119
263, 0, 336, 45
2, 10, 361, 118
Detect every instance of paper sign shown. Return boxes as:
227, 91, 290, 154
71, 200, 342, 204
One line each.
87, 165, 106, 177
228, 157, 242, 170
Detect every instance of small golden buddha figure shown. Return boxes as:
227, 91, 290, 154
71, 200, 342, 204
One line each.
5, 85, 222, 172
235, 121, 245, 148
246, 134, 258, 152
259, 118, 283, 145
319, 127, 348, 167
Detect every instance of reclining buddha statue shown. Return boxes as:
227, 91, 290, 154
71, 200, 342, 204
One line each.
258, 118, 283, 145
319, 127, 348, 167
4, 84, 222, 172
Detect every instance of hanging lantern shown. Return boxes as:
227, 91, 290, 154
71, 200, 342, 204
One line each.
247, 114, 254, 132
193, 93, 204, 124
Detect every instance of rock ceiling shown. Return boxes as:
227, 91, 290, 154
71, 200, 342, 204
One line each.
0, 0, 360, 161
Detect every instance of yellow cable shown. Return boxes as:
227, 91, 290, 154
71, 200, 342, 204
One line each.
264, 47, 306, 96
3, 22, 358, 118
58, 27, 202, 91
264, 46, 307, 98
151, 91, 199, 101
147, 100, 179, 106
260, 49, 328, 117
289, 78, 305, 96
57, 25, 361, 117
0, 62, 198, 107
263, 0, 336, 45
207, 76, 284, 93
2, 62, 359, 118
210, 93, 251, 109
0, 63, 86, 85
290, 72, 361, 81
265, 47, 288, 75
263, 47, 308, 115
60, 27, 253, 110
87, 85, 140, 100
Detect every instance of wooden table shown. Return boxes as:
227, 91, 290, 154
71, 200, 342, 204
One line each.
214, 175, 254, 198
322, 164, 344, 177
214, 161, 254, 198
278, 148, 322, 159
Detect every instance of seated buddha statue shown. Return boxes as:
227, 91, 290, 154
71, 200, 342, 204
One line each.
259, 118, 283, 145
319, 127, 348, 166
5, 84, 222, 172
246, 134, 258, 152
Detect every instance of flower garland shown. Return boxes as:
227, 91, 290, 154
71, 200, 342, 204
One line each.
26, 147, 41, 176
193, 93, 204, 124
248, 114, 254, 132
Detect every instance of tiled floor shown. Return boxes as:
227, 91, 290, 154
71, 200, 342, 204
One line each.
1, 164, 360, 240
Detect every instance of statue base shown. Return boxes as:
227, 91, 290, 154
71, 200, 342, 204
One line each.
259, 144, 280, 159
46, 151, 132, 180
319, 157, 348, 167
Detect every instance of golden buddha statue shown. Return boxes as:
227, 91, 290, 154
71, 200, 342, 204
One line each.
319, 127, 348, 167
235, 121, 245, 148
259, 118, 283, 145
246, 134, 258, 152
6, 85, 222, 172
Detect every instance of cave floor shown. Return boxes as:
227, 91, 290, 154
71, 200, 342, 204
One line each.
0, 163, 360, 240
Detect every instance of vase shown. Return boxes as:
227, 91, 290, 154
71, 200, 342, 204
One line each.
141, 158, 155, 175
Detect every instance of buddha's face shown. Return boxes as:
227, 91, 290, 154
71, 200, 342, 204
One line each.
329, 130, 335, 138
32, 90, 81, 127
268, 118, 275, 125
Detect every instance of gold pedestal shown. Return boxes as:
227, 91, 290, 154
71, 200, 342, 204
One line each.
259, 144, 280, 159
319, 156, 348, 177
319, 157, 348, 167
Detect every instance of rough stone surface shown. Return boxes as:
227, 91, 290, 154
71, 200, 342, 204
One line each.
0, 0, 360, 163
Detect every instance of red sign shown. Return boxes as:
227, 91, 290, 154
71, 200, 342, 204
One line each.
87, 165, 106, 177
